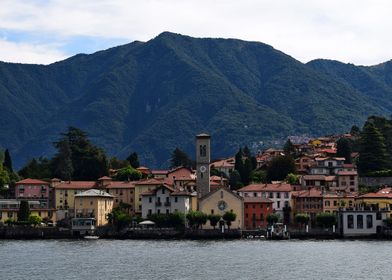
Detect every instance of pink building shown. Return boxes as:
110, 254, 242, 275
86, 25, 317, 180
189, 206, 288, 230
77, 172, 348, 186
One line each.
15, 178, 51, 208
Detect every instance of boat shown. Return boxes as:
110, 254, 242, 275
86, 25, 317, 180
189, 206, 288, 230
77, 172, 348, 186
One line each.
83, 235, 99, 240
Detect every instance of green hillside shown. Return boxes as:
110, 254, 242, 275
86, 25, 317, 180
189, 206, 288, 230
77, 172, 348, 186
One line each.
0, 32, 391, 168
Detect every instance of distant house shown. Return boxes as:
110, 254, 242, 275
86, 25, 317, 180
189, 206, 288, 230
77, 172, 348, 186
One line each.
15, 178, 51, 208
74, 189, 114, 226
338, 209, 387, 237
105, 179, 136, 214
141, 184, 196, 218
134, 178, 165, 215
0, 199, 55, 222
199, 188, 244, 229
243, 197, 273, 230
210, 157, 235, 177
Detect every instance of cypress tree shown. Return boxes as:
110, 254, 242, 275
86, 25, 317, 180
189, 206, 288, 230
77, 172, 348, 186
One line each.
336, 138, 352, 164
3, 149, 13, 173
17, 200, 30, 221
357, 122, 389, 174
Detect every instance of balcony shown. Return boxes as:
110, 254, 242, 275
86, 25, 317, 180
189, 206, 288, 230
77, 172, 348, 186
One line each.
164, 201, 171, 206
155, 201, 162, 206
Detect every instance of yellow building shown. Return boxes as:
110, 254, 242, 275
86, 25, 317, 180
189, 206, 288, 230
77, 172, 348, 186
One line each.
74, 189, 114, 226
0, 200, 56, 222
134, 179, 163, 215
355, 188, 392, 217
105, 180, 136, 214
199, 188, 244, 229
323, 193, 356, 213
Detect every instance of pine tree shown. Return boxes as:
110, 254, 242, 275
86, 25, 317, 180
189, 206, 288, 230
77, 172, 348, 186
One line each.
357, 122, 389, 174
283, 139, 295, 157
170, 148, 193, 168
336, 138, 352, 164
3, 149, 13, 173
52, 139, 73, 180
234, 148, 244, 180
126, 152, 140, 168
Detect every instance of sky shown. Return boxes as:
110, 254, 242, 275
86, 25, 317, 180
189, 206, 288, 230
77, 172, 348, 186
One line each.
0, 0, 392, 65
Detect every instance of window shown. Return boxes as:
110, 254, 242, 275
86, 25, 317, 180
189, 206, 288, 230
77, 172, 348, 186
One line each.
325, 201, 330, 207
269, 192, 273, 198
90, 200, 93, 205
211, 209, 214, 214
175, 197, 178, 203
284, 192, 289, 199
162, 188, 165, 194
357, 215, 363, 229
366, 215, 373, 228
333, 201, 337, 207
148, 209, 152, 216
277, 201, 281, 208
199, 145, 207, 157
8, 212, 13, 218
245, 204, 248, 209
253, 192, 257, 197
149, 197, 152, 203
166, 209, 169, 214
157, 209, 160, 214
260, 204, 263, 209
276, 192, 281, 198
260, 214, 264, 221
221, 191, 224, 199
376, 212, 382, 220
347, 215, 354, 228
252, 205, 255, 209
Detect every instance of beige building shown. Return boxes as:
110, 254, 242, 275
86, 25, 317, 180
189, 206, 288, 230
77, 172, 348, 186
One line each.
0, 200, 56, 222
104, 179, 136, 214
134, 179, 163, 215
74, 189, 114, 226
199, 188, 244, 229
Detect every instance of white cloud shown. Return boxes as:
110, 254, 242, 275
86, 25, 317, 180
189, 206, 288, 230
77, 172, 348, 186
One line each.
0, 39, 66, 64
1, 0, 392, 65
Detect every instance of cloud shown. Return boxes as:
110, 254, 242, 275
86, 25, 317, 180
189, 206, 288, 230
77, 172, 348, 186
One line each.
1, 0, 392, 65
0, 38, 66, 64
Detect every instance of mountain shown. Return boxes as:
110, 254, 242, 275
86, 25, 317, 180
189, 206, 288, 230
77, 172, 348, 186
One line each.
1, 32, 392, 169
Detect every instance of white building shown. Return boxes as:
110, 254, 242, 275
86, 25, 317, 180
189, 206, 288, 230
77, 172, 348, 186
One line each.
141, 184, 196, 218
338, 209, 387, 237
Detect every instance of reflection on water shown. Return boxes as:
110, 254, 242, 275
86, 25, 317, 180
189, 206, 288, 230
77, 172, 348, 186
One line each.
0, 239, 391, 280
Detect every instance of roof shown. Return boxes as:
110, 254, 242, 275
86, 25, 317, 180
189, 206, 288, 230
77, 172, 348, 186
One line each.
237, 183, 293, 193
199, 187, 243, 201
134, 178, 164, 185
337, 170, 358, 176
302, 175, 336, 181
211, 157, 235, 168
75, 189, 113, 198
140, 184, 176, 196
243, 197, 273, 204
98, 176, 112, 181
151, 170, 168, 175
315, 157, 345, 161
16, 178, 49, 185
53, 181, 98, 189
292, 189, 323, 198
196, 133, 210, 138
358, 188, 392, 199
105, 181, 136, 189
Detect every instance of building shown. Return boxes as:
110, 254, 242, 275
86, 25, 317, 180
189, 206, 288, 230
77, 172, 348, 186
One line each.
199, 188, 244, 229
291, 189, 323, 225
237, 183, 293, 223
104, 179, 136, 214
140, 184, 196, 218
0, 199, 55, 222
355, 187, 392, 217
51, 179, 99, 220
323, 192, 356, 213
15, 179, 51, 208
338, 209, 387, 237
196, 133, 211, 198
243, 197, 273, 230
74, 189, 114, 226
210, 157, 235, 177
295, 155, 315, 174
134, 178, 164, 215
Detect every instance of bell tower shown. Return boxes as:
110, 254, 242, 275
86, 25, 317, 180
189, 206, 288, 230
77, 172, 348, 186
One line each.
196, 133, 211, 198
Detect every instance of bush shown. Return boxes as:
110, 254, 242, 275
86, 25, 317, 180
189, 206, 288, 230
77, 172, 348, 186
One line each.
316, 212, 337, 228
186, 211, 208, 229
28, 215, 42, 226
294, 213, 310, 227
266, 213, 280, 225
222, 211, 237, 229
208, 214, 222, 229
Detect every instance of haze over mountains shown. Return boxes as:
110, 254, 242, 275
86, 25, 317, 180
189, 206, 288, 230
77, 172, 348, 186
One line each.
1, 32, 392, 169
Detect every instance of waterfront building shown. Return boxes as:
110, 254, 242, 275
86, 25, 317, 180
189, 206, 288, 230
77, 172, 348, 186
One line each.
0, 199, 56, 222
323, 192, 356, 213
338, 209, 387, 237
134, 178, 164, 215
237, 183, 293, 223
51, 178, 99, 220
355, 187, 392, 216
15, 179, 51, 208
74, 189, 114, 226
140, 184, 196, 218
243, 197, 273, 230
104, 179, 136, 214
199, 188, 244, 229
196, 133, 211, 198
291, 189, 323, 226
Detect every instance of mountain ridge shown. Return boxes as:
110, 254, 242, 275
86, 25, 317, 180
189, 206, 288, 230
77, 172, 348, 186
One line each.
1, 32, 392, 169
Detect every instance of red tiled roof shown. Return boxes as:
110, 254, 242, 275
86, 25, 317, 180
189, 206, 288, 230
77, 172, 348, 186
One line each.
105, 181, 136, 189
337, 170, 357, 176
140, 184, 175, 196
53, 181, 98, 189
135, 178, 164, 185
151, 170, 168, 175
16, 178, 49, 185
292, 189, 323, 198
302, 175, 336, 181
237, 183, 293, 192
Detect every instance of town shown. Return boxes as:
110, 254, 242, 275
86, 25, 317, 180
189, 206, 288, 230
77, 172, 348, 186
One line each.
1, 116, 392, 239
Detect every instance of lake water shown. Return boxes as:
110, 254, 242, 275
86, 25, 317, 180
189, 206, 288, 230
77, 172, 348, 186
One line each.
0, 239, 390, 280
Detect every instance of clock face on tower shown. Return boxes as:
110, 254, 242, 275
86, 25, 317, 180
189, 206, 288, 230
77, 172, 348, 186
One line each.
200, 165, 207, 173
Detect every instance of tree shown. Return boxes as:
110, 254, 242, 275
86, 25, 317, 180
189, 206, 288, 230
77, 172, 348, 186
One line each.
170, 148, 194, 169
115, 166, 142, 181
283, 139, 295, 157
243, 146, 251, 158
28, 215, 42, 226
109, 205, 132, 229
350, 125, 361, 136
186, 211, 207, 229
266, 156, 296, 182
357, 122, 389, 174
109, 156, 129, 170
336, 138, 352, 164
229, 170, 243, 190
222, 211, 236, 229
126, 152, 140, 168
285, 173, 300, 184
17, 201, 30, 221
294, 213, 310, 229
3, 149, 13, 173
208, 214, 222, 229
266, 213, 280, 225
18, 157, 52, 179
54, 127, 108, 180
316, 212, 337, 228
52, 139, 73, 180
251, 170, 266, 183
0, 164, 10, 188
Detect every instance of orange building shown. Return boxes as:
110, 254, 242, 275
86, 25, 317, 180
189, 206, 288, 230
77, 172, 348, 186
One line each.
243, 197, 273, 229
